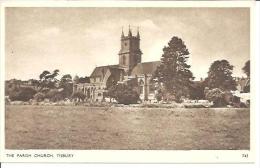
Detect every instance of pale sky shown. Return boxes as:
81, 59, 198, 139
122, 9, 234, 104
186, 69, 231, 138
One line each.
5, 7, 250, 80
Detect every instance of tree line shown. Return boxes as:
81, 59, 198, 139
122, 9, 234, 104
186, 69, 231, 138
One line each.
5, 36, 250, 107
152, 36, 250, 107
106, 36, 250, 107
5, 70, 89, 102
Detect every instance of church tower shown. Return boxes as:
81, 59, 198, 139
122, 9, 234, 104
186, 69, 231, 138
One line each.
119, 26, 142, 73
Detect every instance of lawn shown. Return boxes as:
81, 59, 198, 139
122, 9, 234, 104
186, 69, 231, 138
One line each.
5, 105, 250, 150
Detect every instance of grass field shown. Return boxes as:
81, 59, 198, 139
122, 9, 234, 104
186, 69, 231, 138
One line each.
5, 105, 250, 150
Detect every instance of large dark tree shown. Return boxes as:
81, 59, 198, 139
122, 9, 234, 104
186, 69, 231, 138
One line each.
205, 60, 237, 91
153, 36, 194, 101
242, 60, 250, 93
242, 60, 250, 78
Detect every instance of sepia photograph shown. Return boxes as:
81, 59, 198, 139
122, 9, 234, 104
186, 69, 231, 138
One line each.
0, 1, 256, 163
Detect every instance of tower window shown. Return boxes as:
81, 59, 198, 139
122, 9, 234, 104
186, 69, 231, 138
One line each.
122, 55, 126, 65
124, 42, 127, 46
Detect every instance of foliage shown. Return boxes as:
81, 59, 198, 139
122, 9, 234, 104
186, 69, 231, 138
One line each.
155, 89, 163, 102
39, 69, 60, 90
78, 76, 90, 83
205, 60, 237, 91
71, 91, 86, 101
116, 84, 140, 104
106, 83, 140, 105
45, 89, 64, 102
105, 79, 118, 100
243, 84, 250, 93
33, 92, 46, 102
189, 81, 206, 100
9, 87, 37, 101
242, 60, 250, 78
59, 74, 73, 98
153, 36, 194, 102
205, 88, 227, 107
242, 60, 250, 93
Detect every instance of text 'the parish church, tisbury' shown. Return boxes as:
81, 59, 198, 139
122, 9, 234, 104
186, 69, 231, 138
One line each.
73, 27, 161, 102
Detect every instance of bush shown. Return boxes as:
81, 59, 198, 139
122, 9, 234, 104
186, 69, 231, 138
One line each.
71, 91, 86, 101
45, 89, 64, 102
106, 83, 140, 105
33, 92, 46, 102
108, 84, 140, 105
116, 89, 139, 105
9, 87, 37, 101
205, 88, 227, 107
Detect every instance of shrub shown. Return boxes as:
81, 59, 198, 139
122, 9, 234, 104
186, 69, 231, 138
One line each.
109, 84, 139, 105
9, 87, 37, 101
33, 92, 46, 102
205, 88, 227, 107
106, 83, 140, 105
71, 91, 86, 101
116, 85, 139, 105
45, 89, 64, 102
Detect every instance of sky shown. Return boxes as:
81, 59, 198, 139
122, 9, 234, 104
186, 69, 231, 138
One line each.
5, 7, 250, 80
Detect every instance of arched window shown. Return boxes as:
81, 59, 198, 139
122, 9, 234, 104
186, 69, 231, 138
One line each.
139, 79, 144, 94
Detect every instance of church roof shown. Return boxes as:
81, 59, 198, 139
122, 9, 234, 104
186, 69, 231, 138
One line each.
131, 61, 161, 76
90, 65, 124, 78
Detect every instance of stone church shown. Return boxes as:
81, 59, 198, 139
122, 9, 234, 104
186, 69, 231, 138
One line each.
73, 28, 160, 102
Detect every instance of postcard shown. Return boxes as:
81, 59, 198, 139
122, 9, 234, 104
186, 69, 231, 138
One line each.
0, 0, 256, 163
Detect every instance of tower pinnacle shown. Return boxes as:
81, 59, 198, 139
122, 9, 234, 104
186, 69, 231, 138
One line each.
121, 27, 124, 38
137, 26, 140, 39
128, 25, 132, 37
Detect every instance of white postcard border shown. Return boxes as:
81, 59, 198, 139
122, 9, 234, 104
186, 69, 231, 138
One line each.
0, 0, 257, 163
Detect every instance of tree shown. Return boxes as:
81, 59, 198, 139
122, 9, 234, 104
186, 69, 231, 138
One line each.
189, 81, 206, 100
242, 60, 250, 78
39, 70, 51, 81
59, 74, 73, 98
39, 69, 60, 90
78, 76, 90, 83
9, 87, 37, 101
105, 79, 118, 101
153, 36, 194, 102
205, 60, 237, 91
242, 60, 250, 93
